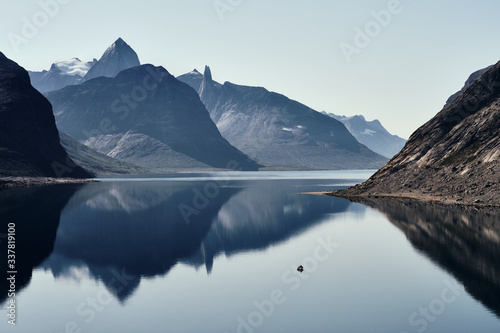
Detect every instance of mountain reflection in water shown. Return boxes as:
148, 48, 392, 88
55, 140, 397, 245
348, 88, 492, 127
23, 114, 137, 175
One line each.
39, 179, 353, 301
352, 197, 500, 319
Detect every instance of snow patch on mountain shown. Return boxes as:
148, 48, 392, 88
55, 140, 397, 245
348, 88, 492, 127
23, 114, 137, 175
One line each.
361, 129, 376, 136
54, 58, 96, 77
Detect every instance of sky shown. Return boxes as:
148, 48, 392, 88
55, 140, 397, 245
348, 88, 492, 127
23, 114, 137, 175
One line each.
1, 0, 500, 139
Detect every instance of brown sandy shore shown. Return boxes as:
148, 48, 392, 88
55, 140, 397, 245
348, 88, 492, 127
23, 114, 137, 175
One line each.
0, 177, 98, 191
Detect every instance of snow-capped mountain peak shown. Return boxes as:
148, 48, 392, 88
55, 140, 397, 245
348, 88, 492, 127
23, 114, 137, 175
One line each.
52, 58, 96, 77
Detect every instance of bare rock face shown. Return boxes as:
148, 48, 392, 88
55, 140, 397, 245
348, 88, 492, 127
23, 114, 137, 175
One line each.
0, 52, 91, 178
333, 61, 500, 206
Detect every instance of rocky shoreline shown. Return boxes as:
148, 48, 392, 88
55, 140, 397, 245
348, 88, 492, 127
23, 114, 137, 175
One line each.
0, 177, 97, 191
326, 191, 500, 208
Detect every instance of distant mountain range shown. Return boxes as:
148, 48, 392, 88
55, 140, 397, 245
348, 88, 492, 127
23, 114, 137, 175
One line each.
322, 113, 406, 158
28, 38, 139, 93
178, 66, 387, 169
0, 52, 91, 178
334, 60, 500, 206
28, 58, 94, 93
47, 64, 260, 170
16, 37, 403, 173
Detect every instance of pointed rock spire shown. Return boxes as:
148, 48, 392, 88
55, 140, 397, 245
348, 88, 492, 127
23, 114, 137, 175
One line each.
204, 65, 213, 82
199, 65, 219, 109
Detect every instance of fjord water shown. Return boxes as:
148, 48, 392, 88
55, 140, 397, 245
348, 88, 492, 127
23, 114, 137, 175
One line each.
1, 171, 500, 333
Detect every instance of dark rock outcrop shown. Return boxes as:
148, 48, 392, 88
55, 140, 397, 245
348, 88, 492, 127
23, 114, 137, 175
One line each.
0, 52, 91, 178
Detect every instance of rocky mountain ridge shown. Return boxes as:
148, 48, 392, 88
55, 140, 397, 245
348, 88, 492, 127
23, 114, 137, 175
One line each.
331, 60, 500, 206
178, 66, 387, 170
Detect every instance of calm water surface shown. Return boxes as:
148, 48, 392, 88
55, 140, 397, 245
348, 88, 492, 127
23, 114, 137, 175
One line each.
1, 170, 500, 333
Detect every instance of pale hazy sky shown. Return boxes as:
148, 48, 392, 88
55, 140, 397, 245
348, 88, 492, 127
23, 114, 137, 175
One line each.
1, 0, 500, 138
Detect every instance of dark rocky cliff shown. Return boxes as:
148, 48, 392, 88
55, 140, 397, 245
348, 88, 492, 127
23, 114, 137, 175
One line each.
0, 52, 91, 178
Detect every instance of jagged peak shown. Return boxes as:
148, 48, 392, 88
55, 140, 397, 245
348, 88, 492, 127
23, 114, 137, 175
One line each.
203, 65, 212, 82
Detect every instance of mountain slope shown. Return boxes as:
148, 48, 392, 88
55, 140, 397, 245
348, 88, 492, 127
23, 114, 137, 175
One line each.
324, 113, 406, 158
0, 52, 91, 178
332, 60, 500, 206
84, 38, 140, 81
59, 132, 153, 175
178, 66, 387, 170
47, 64, 260, 170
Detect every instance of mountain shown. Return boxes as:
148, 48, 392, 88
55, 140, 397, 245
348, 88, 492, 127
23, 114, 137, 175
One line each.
177, 66, 387, 170
323, 112, 406, 158
46, 64, 260, 170
28, 37, 139, 93
28, 58, 96, 93
59, 131, 154, 175
444, 65, 492, 108
84, 38, 140, 81
0, 52, 91, 178
177, 69, 205, 92
332, 60, 500, 206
